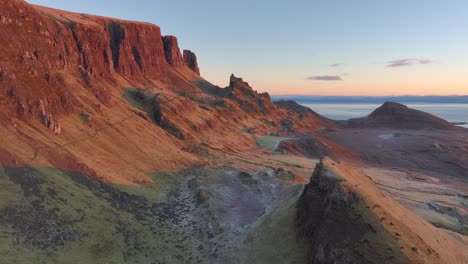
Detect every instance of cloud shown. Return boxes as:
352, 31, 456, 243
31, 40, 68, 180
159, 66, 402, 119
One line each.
386, 59, 433, 68
330, 63, 342, 67
306, 75, 343, 81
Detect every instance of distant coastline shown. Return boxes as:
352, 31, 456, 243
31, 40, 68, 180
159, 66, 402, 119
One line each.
271, 95, 468, 104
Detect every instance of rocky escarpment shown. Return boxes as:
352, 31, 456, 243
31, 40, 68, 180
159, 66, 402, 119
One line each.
162, 35, 184, 67
183, 49, 200, 75
346, 102, 459, 130
297, 160, 409, 264
38, 5, 168, 80
0, 0, 207, 135
0, 0, 173, 122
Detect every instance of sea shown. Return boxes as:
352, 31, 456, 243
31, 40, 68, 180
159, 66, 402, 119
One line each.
300, 103, 468, 128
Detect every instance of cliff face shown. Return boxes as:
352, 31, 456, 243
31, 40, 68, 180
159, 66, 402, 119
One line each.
0, 0, 79, 120
162, 35, 184, 67
183, 49, 200, 75
0, 0, 168, 121
34, 5, 168, 80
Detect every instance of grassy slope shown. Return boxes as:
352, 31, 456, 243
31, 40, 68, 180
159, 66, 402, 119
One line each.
254, 135, 294, 153
324, 159, 468, 264
0, 165, 197, 263
0, 165, 309, 264
241, 199, 307, 263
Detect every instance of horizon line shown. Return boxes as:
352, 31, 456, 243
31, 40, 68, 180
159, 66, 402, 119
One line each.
270, 94, 468, 97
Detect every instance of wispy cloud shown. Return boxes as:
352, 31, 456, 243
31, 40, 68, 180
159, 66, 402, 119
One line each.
330, 63, 343, 67
386, 59, 433, 68
306, 75, 343, 81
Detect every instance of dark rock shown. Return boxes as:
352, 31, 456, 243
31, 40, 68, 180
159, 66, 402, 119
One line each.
183, 49, 200, 75
296, 161, 409, 264
162, 35, 184, 67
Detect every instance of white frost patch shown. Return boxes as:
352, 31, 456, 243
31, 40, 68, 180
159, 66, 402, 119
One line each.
378, 133, 394, 140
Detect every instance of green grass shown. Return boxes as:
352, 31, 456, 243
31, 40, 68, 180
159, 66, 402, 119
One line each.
122, 87, 148, 111
254, 135, 294, 152
0, 165, 203, 263
0, 164, 313, 263
122, 88, 185, 139
79, 112, 89, 123
241, 193, 308, 263
111, 171, 182, 203
348, 200, 408, 263
192, 79, 231, 98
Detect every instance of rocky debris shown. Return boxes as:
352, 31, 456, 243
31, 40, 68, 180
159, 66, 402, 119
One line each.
273, 168, 295, 182
346, 101, 459, 130
162, 35, 184, 67
297, 160, 409, 264
183, 49, 200, 75
0, 203, 81, 252
0, 161, 309, 262
1, 166, 82, 252
41, 113, 61, 134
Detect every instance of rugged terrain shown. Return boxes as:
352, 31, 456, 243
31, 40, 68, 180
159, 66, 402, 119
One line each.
277, 102, 468, 241
298, 158, 467, 264
0, 0, 467, 263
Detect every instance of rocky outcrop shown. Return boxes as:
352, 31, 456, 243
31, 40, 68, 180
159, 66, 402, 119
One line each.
162, 35, 184, 67
297, 160, 409, 264
229, 74, 256, 96
225, 74, 275, 114
183, 49, 200, 75
346, 102, 459, 130
38, 100, 61, 134
41, 113, 61, 135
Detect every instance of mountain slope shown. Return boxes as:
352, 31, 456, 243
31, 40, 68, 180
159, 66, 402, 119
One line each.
1, 1, 466, 263
297, 158, 468, 264
0, 0, 329, 186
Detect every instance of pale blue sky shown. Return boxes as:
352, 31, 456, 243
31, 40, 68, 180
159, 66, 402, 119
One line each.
27, 0, 468, 95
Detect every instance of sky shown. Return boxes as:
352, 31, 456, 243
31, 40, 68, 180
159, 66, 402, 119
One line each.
27, 0, 468, 96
